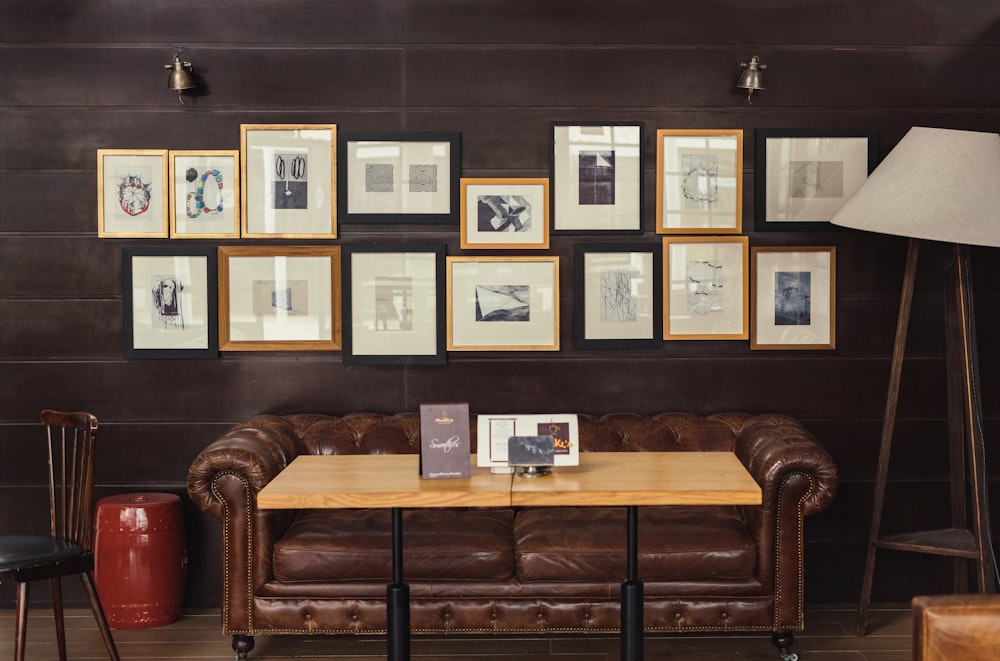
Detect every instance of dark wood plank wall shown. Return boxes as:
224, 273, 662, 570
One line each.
2, 1, 999, 608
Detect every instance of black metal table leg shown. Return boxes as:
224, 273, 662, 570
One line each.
387, 507, 410, 661
621, 505, 643, 660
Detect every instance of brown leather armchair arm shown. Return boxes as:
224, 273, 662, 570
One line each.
726, 413, 839, 631
186, 415, 303, 635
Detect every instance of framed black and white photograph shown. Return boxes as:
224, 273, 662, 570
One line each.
342, 243, 446, 365
168, 150, 240, 239
751, 246, 836, 350
656, 129, 743, 234
218, 246, 342, 351
574, 243, 661, 349
122, 246, 218, 359
460, 177, 549, 249
551, 122, 643, 233
240, 124, 337, 238
98, 149, 169, 238
755, 129, 878, 232
662, 236, 749, 340
338, 131, 460, 223
447, 256, 560, 351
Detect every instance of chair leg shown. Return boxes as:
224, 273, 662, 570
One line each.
50, 577, 68, 661
80, 571, 121, 661
14, 581, 29, 661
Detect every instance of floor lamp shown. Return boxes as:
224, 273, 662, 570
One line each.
830, 127, 1000, 635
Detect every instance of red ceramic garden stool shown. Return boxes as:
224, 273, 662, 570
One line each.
93, 492, 187, 628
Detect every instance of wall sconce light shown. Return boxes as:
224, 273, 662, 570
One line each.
736, 55, 766, 103
165, 53, 196, 104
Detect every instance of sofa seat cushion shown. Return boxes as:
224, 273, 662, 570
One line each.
273, 508, 515, 582
514, 506, 756, 582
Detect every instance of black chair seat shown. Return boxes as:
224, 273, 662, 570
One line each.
0, 536, 85, 573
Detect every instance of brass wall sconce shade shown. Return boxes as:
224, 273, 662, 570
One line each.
736, 55, 766, 103
165, 53, 195, 104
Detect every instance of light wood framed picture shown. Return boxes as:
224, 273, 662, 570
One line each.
342, 243, 446, 365
755, 128, 878, 232
218, 245, 342, 351
551, 122, 644, 233
662, 236, 748, 340
240, 124, 337, 238
169, 150, 240, 239
751, 246, 836, 350
574, 243, 662, 350
122, 246, 218, 359
460, 177, 549, 249
447, 256, 559, 351
338, 131, 461, 223
97, 149, 169, 237
656, 129, 742, 234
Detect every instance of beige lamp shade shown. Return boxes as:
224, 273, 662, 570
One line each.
830, 126, 1000, 248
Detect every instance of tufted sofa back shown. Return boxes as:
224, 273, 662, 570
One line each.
272, 411, 763, 457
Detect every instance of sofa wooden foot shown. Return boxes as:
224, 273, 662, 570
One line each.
232, 634, 254, 661
772, 631, 797, 661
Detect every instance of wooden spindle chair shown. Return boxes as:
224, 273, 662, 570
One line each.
0, 410, 119, 661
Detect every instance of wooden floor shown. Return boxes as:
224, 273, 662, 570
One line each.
1, 604, 912, 660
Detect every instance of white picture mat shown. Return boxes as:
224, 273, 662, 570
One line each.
227, 255, 333, 341
660, 134, 739, 229
764, 136, 870, 222
553, 124, 642, 231
100, 152, 167, 235
464, 182, 547, 246
244, 128, 334, 235
754, 250, 833, 345
350, 252, 438, 356
346, 140, 452, 214
449, 259, 558, 349
130, 255, 210, 350
583, 251, 656, 340
171, 153, 239, 236
476, 414, 580, 468
666, 241, 746, 336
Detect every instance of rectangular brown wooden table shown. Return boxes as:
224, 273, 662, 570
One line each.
258, 452, 761, 661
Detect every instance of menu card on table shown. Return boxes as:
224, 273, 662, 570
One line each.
419, 403, 472, 479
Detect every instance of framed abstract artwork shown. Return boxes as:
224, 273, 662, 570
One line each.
751, 246, 836, 350
168, 150, 240, 239
551, 122, 644, 233
122, 246, 218, 359
342, 243, 446, 365
447, 256, 560, 351
240, 124, 337, 238
218, 245, 342, 351
755, 128, 878, 231
656, 129, 743, 234
460, 177, 549, 249
574, 243, 662, 349
338, 131, 461, 223
662, 236, 749, 340
97, 149, 169, 238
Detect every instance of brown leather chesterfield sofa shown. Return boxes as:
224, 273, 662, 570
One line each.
187, 411, 838, 660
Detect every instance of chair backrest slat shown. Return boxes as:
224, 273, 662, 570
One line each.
41, 409, 99, 550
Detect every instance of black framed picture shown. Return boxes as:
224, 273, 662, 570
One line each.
338, 132, 461, 224
754, 128, 878, 232
122, 246, 218, 359
342, 243, 446, 365
551, 122, 644, 234
574, 242, 662, 349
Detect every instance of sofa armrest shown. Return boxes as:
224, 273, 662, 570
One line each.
186, 415, 304, 635
720, 413, 839, 631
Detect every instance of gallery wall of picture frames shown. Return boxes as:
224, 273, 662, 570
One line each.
111, 122, 868, 359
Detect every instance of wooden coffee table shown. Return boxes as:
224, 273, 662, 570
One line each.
258, 452, 761, 661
